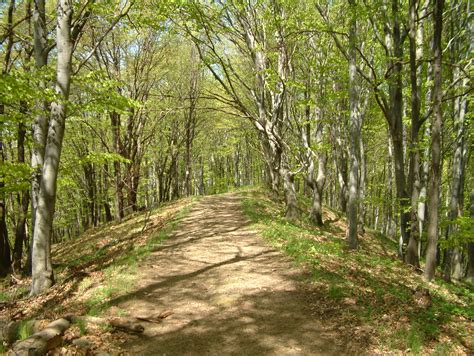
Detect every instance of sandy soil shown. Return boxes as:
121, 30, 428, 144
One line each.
113, 193, 354, 355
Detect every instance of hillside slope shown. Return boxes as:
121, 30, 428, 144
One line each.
241, 189, 473, 354
0, 198, 194, 352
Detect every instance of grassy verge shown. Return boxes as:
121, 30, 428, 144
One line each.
79, 201, 195, 316
2, 197, 197, 322
241, 189, 473, 354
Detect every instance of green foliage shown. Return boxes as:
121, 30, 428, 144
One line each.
77, 152, 131, 166
439, 216, 474, 249
76, 318, 88, 336
0, 68, 55, 109
0, 162, 32, 193
17, 320, 35, 341
71, 71, 140, 116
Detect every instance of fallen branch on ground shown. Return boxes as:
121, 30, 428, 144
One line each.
10, 317, 71, 355
70, 315, 145, 334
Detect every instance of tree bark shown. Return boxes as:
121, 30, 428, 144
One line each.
110, 112, 125, 219
13, 118, 30, 273
11, 318, 71, 354
0, 141, 11, 277
347, 0, 360, 250
281, 164, 298, 221
0, 0, 15, 276
31, 0, 74, 295
405, 0, 426, 267
31, 0, 50, 250
309, 122, 326, 226
466, 190, 474, 282
424, 0, 444, 281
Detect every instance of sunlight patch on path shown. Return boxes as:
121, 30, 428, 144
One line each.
115, 193, 347, 355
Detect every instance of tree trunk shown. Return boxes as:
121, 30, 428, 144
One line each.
358, 127, 367, 233
347, 0, 360, 250
331, 107, 349, 215
424, 0, 444, 281
13, 119, 30, 273
309, 133, 326, 227
103, 164, 113, 222
405, 0, 425, 267
443, 3, 470, 281
11, 318, 71, 354
381, 0, 410, 258
31, 0, 73, 295
466, 187, 474, 282
110, 112, 124, 219
281, 165, 298, 221
234, 146, 240, 188
31, 0, 49, 251
0, 140, 11, 277
0, 0, 15, 275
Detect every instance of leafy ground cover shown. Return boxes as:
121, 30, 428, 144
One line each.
0, 197, 195, 351
240, 189, 473, 354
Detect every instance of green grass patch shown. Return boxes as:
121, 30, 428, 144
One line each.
82, 201, 195, 316
240, 189, 473, 354
17, 319, 35, 340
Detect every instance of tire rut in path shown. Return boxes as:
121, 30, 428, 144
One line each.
118, 193, 347, 355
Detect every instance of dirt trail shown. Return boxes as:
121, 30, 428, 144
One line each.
117, 193, 349, 355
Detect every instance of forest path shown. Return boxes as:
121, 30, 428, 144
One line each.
117, 193, 347, 355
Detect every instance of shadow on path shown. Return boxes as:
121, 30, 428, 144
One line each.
115, 193, 352, 355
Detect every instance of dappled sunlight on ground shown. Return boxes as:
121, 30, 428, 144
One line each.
105, 193, 353, 354
0, 198, 192, 321
240, 190, 473, 354
1, 191, 471, 354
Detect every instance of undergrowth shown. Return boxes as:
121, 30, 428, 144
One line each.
81, 202, 195, 316
241, 189, 473, 354
0, 196, 196, 352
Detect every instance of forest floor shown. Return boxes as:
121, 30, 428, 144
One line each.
1, 190, 472, 354
110, 192, 352, 355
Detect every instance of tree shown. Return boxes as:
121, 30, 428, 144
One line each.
347, 0, 361, 249
424, 0, 444, 282
31, 0, 75, 295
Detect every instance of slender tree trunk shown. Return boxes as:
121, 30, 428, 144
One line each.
103, 164, 113, 222
31, 0, 49, 249
347, 0, 360, 249
405, 0, 423, 267
333, 117, 348, 214
466, 189, 474, 282
358, 126, 367, 233
31, 0, 73, 295
0, 128, 11, 277
110, 112, 124, 219
281, 163, 298, 221
443, 66, 467, 281
0, 0, 16, 276
382, 0, 410, 258
443, 1, 471, 281
185, 46, 199, 196
234, 145, 240, 188
424, 0, 444, 281
309, 125, 326, 226
13, 118, 30, 273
